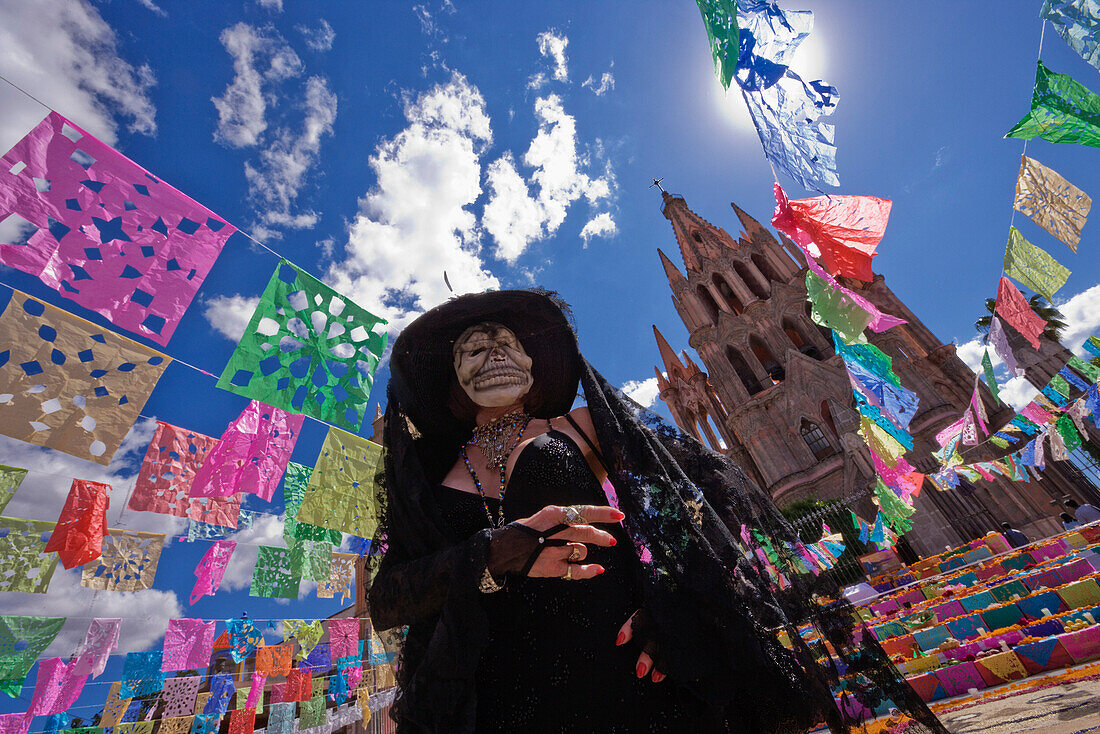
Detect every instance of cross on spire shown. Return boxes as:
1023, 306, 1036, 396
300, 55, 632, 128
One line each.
649, 177, 665, 193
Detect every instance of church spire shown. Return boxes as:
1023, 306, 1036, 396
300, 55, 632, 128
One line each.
657, 248, 688, 290
652, 325, 685, 377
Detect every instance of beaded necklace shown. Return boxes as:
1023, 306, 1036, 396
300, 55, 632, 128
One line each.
460, 415, 533, 528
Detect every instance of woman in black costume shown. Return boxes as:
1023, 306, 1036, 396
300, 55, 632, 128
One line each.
368, 289, 946, 733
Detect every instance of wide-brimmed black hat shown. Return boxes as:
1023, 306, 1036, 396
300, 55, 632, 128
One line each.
389, 290, 581, 438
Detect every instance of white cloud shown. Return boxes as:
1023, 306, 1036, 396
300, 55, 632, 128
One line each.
622, 377, 660, 408
203, 294, 260, 341
0, 0, 156, 151
579, 212, 616, 247
256, 0, 283, 11
536, 30, 568, 83
296, 18, 335, 52
582, 71, 615, 96
324, 72, 499, 332
526, 72, 548, 92
245, 75, 338, 238
0, 567, 183, 658
135, 0, 167, 17
0, 417, 187, 656
999, 375, 1034, 412
218, 513, 285, 592
211, 23, 303, 149
1056, 283, 1100, 357
482, 94, 615, 263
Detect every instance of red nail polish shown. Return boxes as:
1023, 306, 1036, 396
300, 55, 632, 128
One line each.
653, 672, 665, 683
616, 632, 626, 646
596, 567, 605, 575
636, 662, 647, 678
609, 538, 617, 546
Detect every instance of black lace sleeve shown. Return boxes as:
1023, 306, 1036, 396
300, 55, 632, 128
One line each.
368, 529, 492, 631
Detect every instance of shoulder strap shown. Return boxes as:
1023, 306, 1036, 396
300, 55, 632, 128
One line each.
563, 413, 610, 473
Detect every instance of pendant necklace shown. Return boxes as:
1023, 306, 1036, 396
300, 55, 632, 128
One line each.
461, 412, 532, 528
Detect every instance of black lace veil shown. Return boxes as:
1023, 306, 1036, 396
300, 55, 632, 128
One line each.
367, 290, 946, 733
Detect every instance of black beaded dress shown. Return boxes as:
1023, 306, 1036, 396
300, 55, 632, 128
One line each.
435, 426, 717, 733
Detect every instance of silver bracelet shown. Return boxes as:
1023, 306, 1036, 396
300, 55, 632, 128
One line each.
478, 566, 505, 593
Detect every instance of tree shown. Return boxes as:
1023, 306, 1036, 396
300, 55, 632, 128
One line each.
974, 294, 1068, 345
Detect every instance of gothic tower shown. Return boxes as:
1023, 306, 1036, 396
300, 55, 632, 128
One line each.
653, 191, 1092, 555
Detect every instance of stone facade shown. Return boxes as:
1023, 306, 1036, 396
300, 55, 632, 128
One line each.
653, 192, 1093, 555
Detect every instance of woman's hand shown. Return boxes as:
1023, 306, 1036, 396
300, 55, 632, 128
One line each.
616, 609, 665, 683
487, 504, 623, 580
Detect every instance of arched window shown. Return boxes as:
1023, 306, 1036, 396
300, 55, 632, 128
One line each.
820, 400, 839, 437
801, 419, 835, 460
706, 415, 728, 450
712, 274, 743, 315
727, 346, 763, 396
696, 285, 720, 325
784, 317, 823, 360
752, 252, 782, 283
750, 336, 784, 383
734, 260, 769, 300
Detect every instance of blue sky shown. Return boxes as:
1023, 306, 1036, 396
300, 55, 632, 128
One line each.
2, 0, 1100, 719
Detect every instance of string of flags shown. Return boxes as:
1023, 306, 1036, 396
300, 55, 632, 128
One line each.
0, 614, 393, 734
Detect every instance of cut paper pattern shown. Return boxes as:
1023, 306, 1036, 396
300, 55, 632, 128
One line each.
301, 643, 330, 674
284, 669, 311, 701
217, 260, 387, 431
328, 619, 359, 662
804, 271, 873, 344
266, 702, 295, 734
186, 510, 253, 542
238, 673, 265, 713
251, 546, 301, 599
773, 184, 891, 280
981, 350, 1001, 403
318, 553, 357, 603
0, 713, 29, 734
0, 291, 169, 464
289, 539, 332, 582
190, 539, 236, 605
694, 0, 738, 89
1004, 227, 1071, 301
298, 693, 326, 730
742, 72, 839, 191
1041, 0, 1100, 70
162, 619, 215, 672
0, 466, 27, 515
128, 422, 240, 526
256, 644, 293, 678
283, 620, 324, 660
1006, 60, 1100, 147
283, 463, 340, 545
158, 717, 193, 734
227, 709, 255, 734
0, 617, 65, 682
119, 651, 163, 698
189, 714, 220, 734
1014, 154, 1091, 250
80, 530, 164, 591
193, 691, 212, 715
225, 618, 263, 663
1057, 414, 1083, 451
989, 316, 1026, 377
0, 517, 59, 594
995, 277, 1046, 349
160, 676, 201, 718
115, 723, 152, 734
1059, 364, 1090, 391
71, 618, 120, 678
27, 658, 86, 717
189, 400, 303, 502
297, 430, 384, 538
203, 674, 235, 715
734, 0, 811, 92
100, 681, 131, 728
1069, 355, 1100, 383
45, 479, 110, 569
0, 111, 235, 344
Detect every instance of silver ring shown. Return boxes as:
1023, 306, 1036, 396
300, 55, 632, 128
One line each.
562, 506, 586, 525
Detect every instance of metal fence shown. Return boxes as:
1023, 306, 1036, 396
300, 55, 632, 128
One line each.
788, 499, 869, 588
